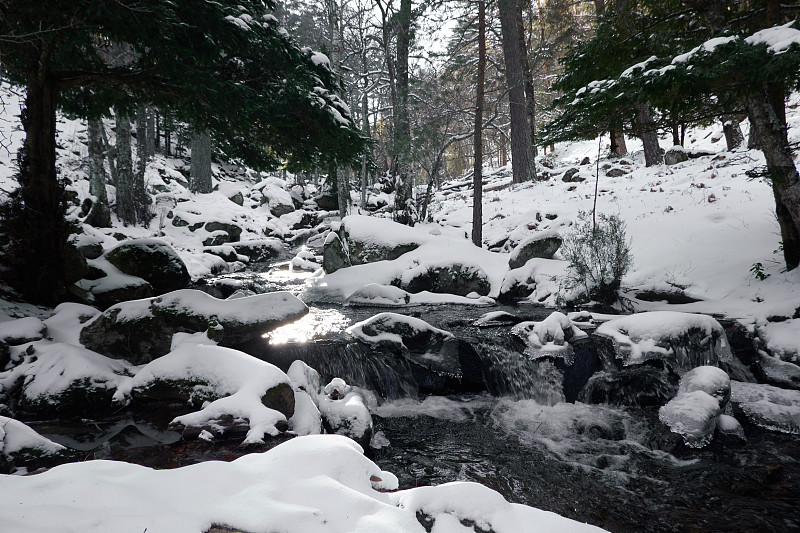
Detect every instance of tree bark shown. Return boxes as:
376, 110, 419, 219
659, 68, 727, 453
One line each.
609, 129, 627, 156
721, 115, 744, 151
498, 0, 535, 184
392, 0, 414, 224
472, 0, 486, 247
14, 74, 67, 304
635, 102, 662, 166
86, 118, 111, 227
115, 107, 136, 225
745, 91, 800, 270
190, 131, 213, 194
517, 0, 538, 179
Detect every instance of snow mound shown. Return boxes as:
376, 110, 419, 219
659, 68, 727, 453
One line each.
678, 365, 731, 406
0, 434, 605, 532
345, 283, 411, 307
659, 390, 721, 448
513, 311, 587, 359
0, 416, 65, 456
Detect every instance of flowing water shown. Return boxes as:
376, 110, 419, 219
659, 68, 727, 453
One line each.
31, 264, 800, 532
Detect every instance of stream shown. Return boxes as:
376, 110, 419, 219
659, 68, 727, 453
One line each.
31, 263, 800, 533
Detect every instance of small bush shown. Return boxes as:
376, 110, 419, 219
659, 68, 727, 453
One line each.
560, 211, 633, 306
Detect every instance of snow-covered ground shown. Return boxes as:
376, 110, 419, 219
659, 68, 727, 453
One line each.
1, 81, 799, 532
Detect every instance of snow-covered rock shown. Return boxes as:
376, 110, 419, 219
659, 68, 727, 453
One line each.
104, 238, 190, 295
80, 289, 308, 363
678, 365, 731, 407
0, 416, 66, 469
513, 311, 587, 360
116, 344, 294, 444
0, 341, 133, 417
344, 283, 411, 307
730, 381, 800, 435
659, 389, 721, 448
595, 311, 732, 372
0, 317, 47, 345
319, 378, 373, 448
507, 229, 563, 268
0, 434, 606, 532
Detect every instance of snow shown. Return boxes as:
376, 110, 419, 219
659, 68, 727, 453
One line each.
744, 22, 800, 54
729, 381, 800, 434
0, 416, 65, 456
594, 311, 730, 367
678, 365, 731, 406
42, 303, 99, 345
0, 341, 132, 404
0, 316, 46, 344
513, 312, 587, 358
0, 434, 604, 532
153, 288, 308, 324
672, 36, 737, 64
345, 283, 411, 307
114, 344, 290, 443
347, 312, 454, 348
659, 390, 721, 447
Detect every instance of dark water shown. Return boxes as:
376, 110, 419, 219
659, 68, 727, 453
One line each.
30, 268, 800, 532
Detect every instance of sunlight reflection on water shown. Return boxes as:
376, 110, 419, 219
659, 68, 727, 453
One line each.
265, 307, 351, 344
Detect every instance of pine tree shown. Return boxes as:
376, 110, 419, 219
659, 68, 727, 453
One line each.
0, 0, 364, 303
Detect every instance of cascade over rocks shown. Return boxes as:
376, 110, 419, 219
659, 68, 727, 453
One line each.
80, 289, 308, 364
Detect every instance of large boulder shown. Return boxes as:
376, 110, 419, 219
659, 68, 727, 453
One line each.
105, 238, 190, 295
394, 264, 491, 297
204, 221, 242, 243
231, 239, 283, 263
117, 344, 295, 443
594, 311, 732, 373
322, 232, 351, 274
338, 215, 427, 266
318, 378, 373, 448
508, 230, 563, 268
261, 185, 295, 217
347, 312, 484, 393
659, 389, 721, 448
729, 381, 800, 435
578, 359, 680, 407
74, 257, 154, 310
80, 289, 308, 364
664, 146, 689, 165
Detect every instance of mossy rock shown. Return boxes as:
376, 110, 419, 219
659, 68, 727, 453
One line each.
132, 378, 219, 410
261, 382, 295, 419
80, 311, 170, 364
322, 232, 350, 274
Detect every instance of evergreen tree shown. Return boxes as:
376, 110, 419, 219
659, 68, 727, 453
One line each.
0, 0, 364, 303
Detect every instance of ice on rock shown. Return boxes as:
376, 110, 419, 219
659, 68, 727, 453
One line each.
319, 378, 373, 447
730, 381, 800, 435
595, 311, 732, 371
716, 413, 745, 442
659, 390, 721, 448
512, 311, 587, 360
679, 366, 731, 407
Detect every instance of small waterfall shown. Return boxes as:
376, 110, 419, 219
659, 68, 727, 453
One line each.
475, 340, 566, 405
250, 341, 420, 400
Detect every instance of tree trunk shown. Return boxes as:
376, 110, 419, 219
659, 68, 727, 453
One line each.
115, 107, 136, 225
472, 0, 486, 247
635, 102, 662, 166
86, 118, 111, 227
498, 0, 535, 183
360, 84, 370, 208
609, 128, 627, 156
190, 131, 213, 194
517, 0, 538, 180
392, 0, 414, 224
12, 75, 67, 304
133, 105, 150, 224
146, 107, 156, 160
722, 115, 744, 151
745, 91, 800, 270
671, 124, 680, 147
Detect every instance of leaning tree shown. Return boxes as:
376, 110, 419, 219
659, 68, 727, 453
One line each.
0, 0, 364, 304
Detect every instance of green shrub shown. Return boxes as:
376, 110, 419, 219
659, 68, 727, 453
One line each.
561, 211, 633, 305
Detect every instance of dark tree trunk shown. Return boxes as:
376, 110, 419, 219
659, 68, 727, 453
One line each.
635, 102, 662, 166
190, 131, 213, 194
745, 91, 800, 270
517, 0, 538, 179
115, 107, 136, 225
392, 0, 414, 225
498, 0, 535, 183
610, 128, 627, 156
86, 119, 111, 227
12, 75, 67, 304
472, 0, 486, 247
146, 107, 156, 160
671, 124, 680, 147
722, 115, 744, 151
